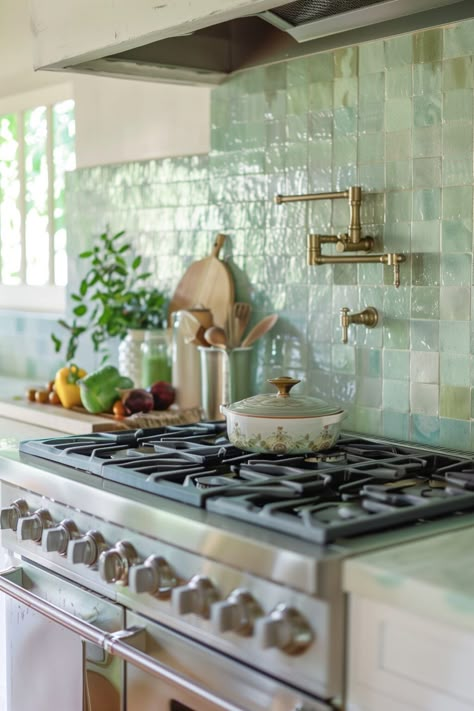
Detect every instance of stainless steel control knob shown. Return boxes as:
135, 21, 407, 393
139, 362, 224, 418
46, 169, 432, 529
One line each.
255, 604, 314, 655
17, 509, 53, 542
172, 575, 220, 619
211, 589, 263, 636
129, 555, 178, 596
42, 519, 79, 555
67, 531, 106, 567
98, 541, 140, 585
0, 499, 29, 531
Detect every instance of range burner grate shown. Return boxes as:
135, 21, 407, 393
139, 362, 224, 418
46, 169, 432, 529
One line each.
19, 428, 474, 543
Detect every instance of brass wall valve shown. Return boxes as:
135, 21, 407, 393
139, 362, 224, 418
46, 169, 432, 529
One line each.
340, 307, 378, 344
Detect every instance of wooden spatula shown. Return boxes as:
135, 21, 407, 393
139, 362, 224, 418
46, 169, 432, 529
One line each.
241, 314, 278, 348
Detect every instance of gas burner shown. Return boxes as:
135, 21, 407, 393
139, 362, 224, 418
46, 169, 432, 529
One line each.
18, 427, 474, 543
304, 449, 347, 464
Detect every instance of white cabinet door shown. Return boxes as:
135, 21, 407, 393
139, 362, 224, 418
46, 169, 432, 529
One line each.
0, 416, 65, 440
347, 595, 474, 711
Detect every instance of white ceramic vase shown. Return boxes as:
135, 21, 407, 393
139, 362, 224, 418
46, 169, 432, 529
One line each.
118, 329, 147, 387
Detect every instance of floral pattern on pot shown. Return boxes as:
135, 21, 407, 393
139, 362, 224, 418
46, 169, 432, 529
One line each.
229, 421, 339, 453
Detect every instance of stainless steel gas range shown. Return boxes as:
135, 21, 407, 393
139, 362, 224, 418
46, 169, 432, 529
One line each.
2, 423, 474, 711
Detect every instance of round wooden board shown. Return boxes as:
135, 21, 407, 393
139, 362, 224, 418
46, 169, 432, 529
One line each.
168, 233, 234, 328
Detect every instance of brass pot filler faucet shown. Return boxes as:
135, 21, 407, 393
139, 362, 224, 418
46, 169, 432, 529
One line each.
275, 185, 407, 342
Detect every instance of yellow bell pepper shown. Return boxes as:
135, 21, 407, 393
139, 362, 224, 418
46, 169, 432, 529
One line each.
54, 363, 87, 409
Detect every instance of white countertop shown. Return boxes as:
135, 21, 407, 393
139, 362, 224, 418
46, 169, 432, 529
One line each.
343, 524, 474, 632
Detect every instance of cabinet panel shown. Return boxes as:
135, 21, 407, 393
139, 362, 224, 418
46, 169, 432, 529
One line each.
0, 416, 64, 439
347, 595, 474, 711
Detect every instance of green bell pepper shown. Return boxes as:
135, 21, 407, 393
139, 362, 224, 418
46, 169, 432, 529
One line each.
79, 365, 134, 413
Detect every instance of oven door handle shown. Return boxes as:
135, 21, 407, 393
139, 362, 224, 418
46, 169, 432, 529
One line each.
0, 567, 246, 711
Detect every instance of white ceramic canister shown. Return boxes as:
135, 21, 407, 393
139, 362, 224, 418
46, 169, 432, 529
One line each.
171, 308, 212, 410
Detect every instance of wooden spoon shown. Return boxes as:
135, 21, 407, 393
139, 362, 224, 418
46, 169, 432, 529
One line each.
233, 302, 252, 347
241, 314, 278, 348
204, 326, 228, 349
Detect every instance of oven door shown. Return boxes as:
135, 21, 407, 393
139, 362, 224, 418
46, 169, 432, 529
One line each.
0, 562, 125, 711
125, 610, 331, 711
0, 566, 331, 711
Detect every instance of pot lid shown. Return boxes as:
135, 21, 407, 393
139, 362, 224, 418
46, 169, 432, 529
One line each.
225, 377, 343, 418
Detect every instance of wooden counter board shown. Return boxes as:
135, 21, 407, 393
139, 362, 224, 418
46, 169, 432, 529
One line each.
0, 396, 121, 434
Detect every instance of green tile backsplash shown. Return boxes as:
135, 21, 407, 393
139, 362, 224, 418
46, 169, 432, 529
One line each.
5, 18, 474, 450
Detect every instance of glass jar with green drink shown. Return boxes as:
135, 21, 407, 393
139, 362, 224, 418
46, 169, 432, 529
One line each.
141, 329, 172, 387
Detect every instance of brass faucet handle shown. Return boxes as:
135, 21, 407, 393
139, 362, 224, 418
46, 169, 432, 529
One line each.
340, 307, 351, 344
339, 307, 378, 344
268, 377, 301, 398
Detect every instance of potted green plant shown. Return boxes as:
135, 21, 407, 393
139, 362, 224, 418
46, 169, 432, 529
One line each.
51, 229, 169, 382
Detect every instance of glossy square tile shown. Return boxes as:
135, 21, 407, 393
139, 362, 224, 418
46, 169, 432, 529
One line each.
383, 411, 409, 440
442, 157, 473, 187
334, 46, 358, 78
413, 61, 442, 96
439, 320, 470, 354
411, 287, 440, 319
412, 253, 440, 286
413, 94, 442, 127
441, 253, 472, 286
442, 185, 473, 220
410, 320, 439, 351
385, 66, 412, 97
440, 385, 470, 420
440, 286, 471, 320
439, 418, 471, 449
411, 220, 440, 252
413, 158, 441, 189
411, 350, 439, 383
442, 56, 473, 90
443, 19, 474, 58
410, 382, 439, 416
385, 35, 413, 68
385, 98, 412, 131
413, 125, 441, 157
442, 122, 473, 157
359, 40, 385, 74
383, 379, 409, 411
414, 29, 443, 64
440, 353, 470, 387
411, 414, 440, 445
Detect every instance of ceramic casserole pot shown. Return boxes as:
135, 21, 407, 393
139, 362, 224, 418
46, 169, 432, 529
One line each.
220, 376, 346, 454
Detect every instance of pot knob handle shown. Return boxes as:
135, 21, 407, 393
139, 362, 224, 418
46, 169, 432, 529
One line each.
17, 509, 53, 542
211, 589, 263, 636
267, 376, 300, 398
98, 541, 140, 585
129, 555, 178, 595
172, 575, 220, 619
68, 530, 107, 567
0, 498, 29, 531
42, 519, 79, 554
255, 604, 314, 655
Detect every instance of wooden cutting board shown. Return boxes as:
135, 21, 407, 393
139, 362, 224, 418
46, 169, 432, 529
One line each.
0, 397, 121, 434
168, 233, 234, 328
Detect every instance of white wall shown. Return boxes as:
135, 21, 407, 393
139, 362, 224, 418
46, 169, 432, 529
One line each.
73, 74, 210, 168
0, 0, 211, 165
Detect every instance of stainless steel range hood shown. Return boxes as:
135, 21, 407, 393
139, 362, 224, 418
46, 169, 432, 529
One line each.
30, 0, 474, 86
259, 0, 467, 41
